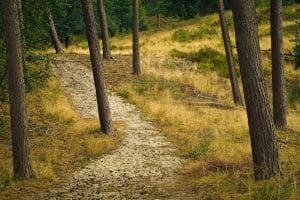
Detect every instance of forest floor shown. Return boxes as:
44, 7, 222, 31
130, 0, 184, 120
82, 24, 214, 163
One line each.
0, 4, 299, 200
45, 56, 195, 199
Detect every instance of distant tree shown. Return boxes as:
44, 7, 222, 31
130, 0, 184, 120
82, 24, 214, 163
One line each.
81, 0, 114, 135
271, 0, 287, 129
2, 0, 34, 179
97, 0, 112, 59
231, 0, 282, 180
47, 10, 64, 54
132, 0, 141, 75
216, 0, 243, 105
156, 0, 161, 28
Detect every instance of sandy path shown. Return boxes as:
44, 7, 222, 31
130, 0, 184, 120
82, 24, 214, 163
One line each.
47, 56, 189, 199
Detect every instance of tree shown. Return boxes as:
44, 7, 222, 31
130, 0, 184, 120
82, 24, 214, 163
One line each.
81, 0, 114, 135
231, 0, 282, 180
2, 0, 34, 179
156, 0, 161, 28
271, 0, 287, 129
132, 0, 141, 75
97, 0, 112, 59
47, 10, 64, 54
216, 0, 243, 106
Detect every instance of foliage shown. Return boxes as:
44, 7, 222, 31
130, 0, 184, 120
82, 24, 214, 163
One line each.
289, 87, 300, 108
172, 27, 217, 42
170, 47, 238, 78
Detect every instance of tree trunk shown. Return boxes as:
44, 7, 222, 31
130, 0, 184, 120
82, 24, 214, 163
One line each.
156, 13, 161, 29
156, 0, 161, 29
65, 36, 70, 49
217, 0, 243, 106
97, 0, 112, 59
3, 0, 34, 179
47, 11, 64, 54
231, 0, 282, 180
271, 0, 287, 129
132, 0, 141, 75
81, 0, 114, 135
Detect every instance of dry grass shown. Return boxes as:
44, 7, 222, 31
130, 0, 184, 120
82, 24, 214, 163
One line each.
5, 4, 299, 199
0, 77, 123, 199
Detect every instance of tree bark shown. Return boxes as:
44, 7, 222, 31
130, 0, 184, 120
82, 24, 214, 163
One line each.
271, 0, 287, 129
97, 0, 112, 59
217, 0, 243, 106
3, 0, 34, 179
231, 0, 282, 180
132, 0, 141, 75
47, 11, 64, 54
81, 0, 114, 135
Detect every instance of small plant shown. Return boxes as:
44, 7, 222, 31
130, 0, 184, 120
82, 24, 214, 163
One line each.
188, 139, 211, 160
172, 29, 192, 42
0, 170, 11, 192
119, 88, 130, 99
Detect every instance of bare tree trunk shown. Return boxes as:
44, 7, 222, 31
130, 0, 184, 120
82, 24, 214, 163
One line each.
47, 11, 64, 54
231, 0, 282, 180
81, 0, 114, 135
132, 0, 141, 75
97, 0, 112, 59
156, 0, 161, 29
217, 0, 243, 106
3, 0, 34, 179
271, 0, 287, 129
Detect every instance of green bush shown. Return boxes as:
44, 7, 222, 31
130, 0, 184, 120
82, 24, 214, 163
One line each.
172, 29, 192, 42
172, 27, 217, 42
170, 47, 239, 78
288, 87, 300, 108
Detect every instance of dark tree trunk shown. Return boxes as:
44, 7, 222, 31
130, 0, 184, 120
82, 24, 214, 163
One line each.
271, 0, 287, 129
97, 0, 112, 59
231, 0, 282, 180
47, 11, 64, 54
65, 36, 70, 49
81, 0, 114, 135
132, 0, 141, 75
3, 0, 34, 179
217, 0, 243, 106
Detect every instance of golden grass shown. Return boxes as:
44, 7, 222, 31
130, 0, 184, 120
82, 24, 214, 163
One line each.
16, 4, 300, 199
0, 77, 123, 199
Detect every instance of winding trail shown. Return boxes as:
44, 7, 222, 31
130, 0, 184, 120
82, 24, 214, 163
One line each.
47, 56, 190, 199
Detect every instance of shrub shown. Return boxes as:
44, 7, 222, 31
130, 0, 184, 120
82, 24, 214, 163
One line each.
170, 47, 239, 78
288, 87, 300, 108
172, 27, 217, 42
172, 29, 192, 42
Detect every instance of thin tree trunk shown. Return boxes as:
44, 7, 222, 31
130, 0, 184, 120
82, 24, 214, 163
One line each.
65, 36, 70, 49
81, 0, 114, 135
3, 0, 34, 179
132, 0, 141, 75
217, 0, 243, 106
156, 13, 161, 29
271, 0, 287, 129
47, 11, 64, 54
156, 0, 161, 29
97, 0, 112, 59
231, 0, 282, 180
